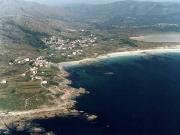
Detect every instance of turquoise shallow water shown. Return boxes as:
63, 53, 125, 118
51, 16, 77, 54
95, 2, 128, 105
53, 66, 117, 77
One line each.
13, 52, 180, 135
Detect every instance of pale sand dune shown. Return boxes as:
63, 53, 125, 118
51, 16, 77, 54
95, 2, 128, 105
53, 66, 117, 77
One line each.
129, 36, 145, 41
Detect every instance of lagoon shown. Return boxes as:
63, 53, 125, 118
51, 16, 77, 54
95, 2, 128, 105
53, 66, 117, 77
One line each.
130, 33, 180, 42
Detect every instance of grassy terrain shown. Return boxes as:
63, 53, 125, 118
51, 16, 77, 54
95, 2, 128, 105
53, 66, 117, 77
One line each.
0, 65, 59, 111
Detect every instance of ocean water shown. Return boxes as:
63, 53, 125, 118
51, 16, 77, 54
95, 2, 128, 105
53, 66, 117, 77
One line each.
34, 53, 180, 135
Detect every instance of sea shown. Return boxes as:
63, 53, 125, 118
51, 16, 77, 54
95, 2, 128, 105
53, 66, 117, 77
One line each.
7, 52, 180, 135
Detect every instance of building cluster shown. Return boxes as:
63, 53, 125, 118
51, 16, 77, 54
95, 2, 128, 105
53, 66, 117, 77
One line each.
29, 57, 50, 83
13, 57, 31, 65
12, 56, 50, 68
42, 35, 97, 56
34, 56, 50, 68
12, 56, 51, 84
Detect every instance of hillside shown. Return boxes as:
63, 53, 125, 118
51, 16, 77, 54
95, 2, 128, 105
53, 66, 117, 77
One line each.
64, 1, 180, 27
0, 0, 67, 18
0, 0, 71, 61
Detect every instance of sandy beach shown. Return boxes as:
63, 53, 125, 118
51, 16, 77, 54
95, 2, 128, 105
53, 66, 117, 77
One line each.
58, 46, 180, 68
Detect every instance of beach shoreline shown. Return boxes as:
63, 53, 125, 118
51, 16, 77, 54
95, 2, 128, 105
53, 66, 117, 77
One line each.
58, 46, 180, 68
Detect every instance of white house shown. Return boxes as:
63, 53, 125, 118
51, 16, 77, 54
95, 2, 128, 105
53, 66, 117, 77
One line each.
41, 81, 48, 85
0, 80, 7, 84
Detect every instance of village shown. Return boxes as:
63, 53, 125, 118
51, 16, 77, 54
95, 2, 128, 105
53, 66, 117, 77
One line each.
41, 34, 97, 57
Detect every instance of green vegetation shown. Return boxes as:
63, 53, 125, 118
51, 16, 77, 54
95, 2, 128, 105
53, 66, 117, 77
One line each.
46, 56, 68, 63
0, 80, 51, 111
0, 64, 61, 111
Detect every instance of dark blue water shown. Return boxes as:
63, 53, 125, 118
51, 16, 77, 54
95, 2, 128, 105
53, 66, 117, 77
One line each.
34, 53, 180, 135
